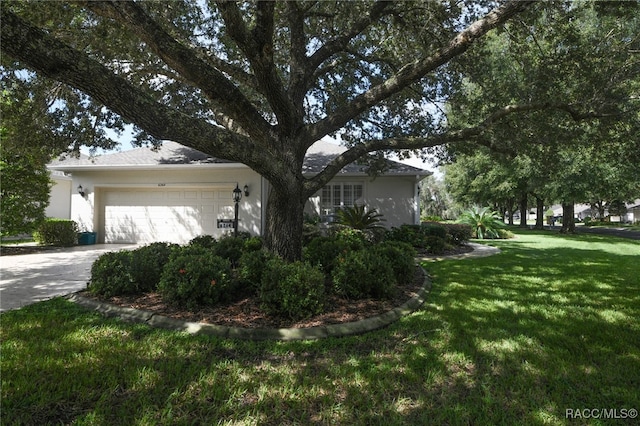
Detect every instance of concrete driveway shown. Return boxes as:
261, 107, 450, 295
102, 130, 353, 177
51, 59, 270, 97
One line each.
0, 244, 137, 312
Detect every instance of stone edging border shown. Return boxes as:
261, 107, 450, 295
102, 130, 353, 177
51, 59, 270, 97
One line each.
66, 242, 500, 341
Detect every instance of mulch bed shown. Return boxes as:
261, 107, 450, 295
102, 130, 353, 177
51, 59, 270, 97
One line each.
77, 265, 427, 329
6, 242, 474, 329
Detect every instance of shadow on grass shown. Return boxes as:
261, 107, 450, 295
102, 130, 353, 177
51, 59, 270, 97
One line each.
2, 231, 639, 424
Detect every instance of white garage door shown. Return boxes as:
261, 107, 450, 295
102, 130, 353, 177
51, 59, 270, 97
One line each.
103, 188, 235, 244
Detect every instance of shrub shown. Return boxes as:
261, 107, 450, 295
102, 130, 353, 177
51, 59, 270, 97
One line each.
421, 222, 448, 240
243, 236, 263, 252
237, 249, 279, 293
188, 235, 217, 249
88, 250, 136, 297
496, 228, 515, 239
457, 207, 505, 239
259, 258, 325, 320
332, 250, 396, 299
332, 226, 367, 250
386, 225, 427, 248
303, 236, 352, 275
336, 204, 386, 230
425, 235, 447, 254
213, 236, 245, 267
33, 219, 78, 246
129, 242, 177, 292
373, 241, 416, 284
158, 246, 234, 309
441, 223, 473, 245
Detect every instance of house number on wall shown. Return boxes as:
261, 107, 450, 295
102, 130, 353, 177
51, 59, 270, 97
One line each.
217, 219, 235, 229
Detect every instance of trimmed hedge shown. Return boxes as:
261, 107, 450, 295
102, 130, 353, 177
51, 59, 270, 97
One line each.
34, 219, 78, 247
259, 258, 325, 320
89, 251, 136, 297
332, 250, 396, 299
158, 246, 234, 309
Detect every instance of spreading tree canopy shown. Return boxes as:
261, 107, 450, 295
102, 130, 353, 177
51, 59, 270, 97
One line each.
2, 0, 633, 258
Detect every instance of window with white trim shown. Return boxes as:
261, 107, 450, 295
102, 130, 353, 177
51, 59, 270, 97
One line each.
320, 183, 364, 221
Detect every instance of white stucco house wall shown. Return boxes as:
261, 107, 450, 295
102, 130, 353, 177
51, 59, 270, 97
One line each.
45, 171, 72, 219
47, 140, 430, 244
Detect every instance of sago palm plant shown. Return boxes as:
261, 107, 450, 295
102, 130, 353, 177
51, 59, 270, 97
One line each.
457, 207, 504, 239
336, 204, 386, 230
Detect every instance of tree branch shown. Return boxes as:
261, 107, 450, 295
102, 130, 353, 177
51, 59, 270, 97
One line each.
78, 1, 274, 142
304, 101, 601, 194
0, 7, 276, 171
216, 1, 295, 133
304, 0, 535, 144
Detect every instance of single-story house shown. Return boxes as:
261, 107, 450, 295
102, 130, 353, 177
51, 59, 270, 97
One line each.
47, 140, 430, 244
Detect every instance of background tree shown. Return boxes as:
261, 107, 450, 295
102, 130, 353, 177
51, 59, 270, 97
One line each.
419, 175, 458, 220
441, 1, 639, 232
0, 87, 57, 236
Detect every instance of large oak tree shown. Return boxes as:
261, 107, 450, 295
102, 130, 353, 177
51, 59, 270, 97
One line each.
4, 0, 623, 259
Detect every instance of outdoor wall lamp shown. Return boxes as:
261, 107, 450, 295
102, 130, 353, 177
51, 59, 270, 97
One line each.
77, 184, 86, 197
243, 184, 249, 197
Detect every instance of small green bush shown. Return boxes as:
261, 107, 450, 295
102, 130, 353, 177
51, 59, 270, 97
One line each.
259, 258, 325, 320
213, 236, 245, 267
33, 219, 78, 246
441, 223, 473, 245
303, 236, 352, 275
385, 225, 426, 248
237, 249, 278, 293
425, 235, 447, 254
158, 246, 234, 309
332, 250, 396, 299
332, 226, 367, 250
243, 236, 263, 252
129, 242, 177, 292
88, 251, 136, 297
373, 241, 416, 284
188, 235, 216, 249
421, 222, 448, 240
496, 228, 515, 239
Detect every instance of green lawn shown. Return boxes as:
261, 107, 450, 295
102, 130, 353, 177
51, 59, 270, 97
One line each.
2, 230, 639, 425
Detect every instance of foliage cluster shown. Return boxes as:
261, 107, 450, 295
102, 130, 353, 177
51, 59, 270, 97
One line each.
457, 207, 508, 239
89, 227, 420, 319
33, 219, 79, 247
385, 222, 472, 254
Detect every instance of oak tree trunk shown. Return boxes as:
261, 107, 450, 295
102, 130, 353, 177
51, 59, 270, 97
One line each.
263, 184, 306, 262
534, 196, 545, 229
560, 203, 576, 233
519, 194, 528, 227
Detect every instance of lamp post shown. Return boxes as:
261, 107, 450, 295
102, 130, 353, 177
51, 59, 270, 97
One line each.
232, 183, 242, 237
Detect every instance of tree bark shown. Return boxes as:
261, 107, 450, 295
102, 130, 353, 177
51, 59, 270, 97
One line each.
560, 203, 576, 233
519, 193, 528, 228
506, 198, 515, 225
263, 184, 306, 262
534, 196, 545, 229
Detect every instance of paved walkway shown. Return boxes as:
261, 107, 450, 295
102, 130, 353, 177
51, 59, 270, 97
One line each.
0, 244, 137, 312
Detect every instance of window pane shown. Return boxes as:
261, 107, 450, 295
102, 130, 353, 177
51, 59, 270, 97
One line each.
354, 184, 363, 203
333, 185, 342, 208
344, 184, 353, 206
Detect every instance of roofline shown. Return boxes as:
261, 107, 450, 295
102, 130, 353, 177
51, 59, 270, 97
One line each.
47, 163, 249, 172
49, 163, 432, 177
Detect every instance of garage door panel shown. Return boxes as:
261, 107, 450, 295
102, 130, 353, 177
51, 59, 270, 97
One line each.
103, 188, 233, 244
